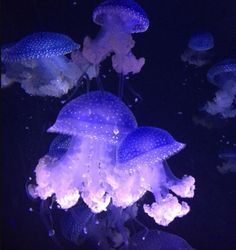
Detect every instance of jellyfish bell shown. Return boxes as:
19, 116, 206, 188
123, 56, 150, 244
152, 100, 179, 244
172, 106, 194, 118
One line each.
181, 31, 214, 67
1, 32, 87, 97
34, 90, 138, 212
188, 32, 214, 51
207, 59, 236, 87
112, 126, 195, 226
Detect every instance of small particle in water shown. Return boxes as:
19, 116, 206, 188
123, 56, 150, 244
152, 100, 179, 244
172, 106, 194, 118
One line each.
48, 229, 55, 237
177, 111, 183, 115
29, 207, 33, 212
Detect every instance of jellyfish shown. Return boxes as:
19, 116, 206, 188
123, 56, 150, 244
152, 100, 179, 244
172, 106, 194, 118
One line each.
120, 229, 194, 250
31, 90, 137, 212
181, 32, 214, 67
203, 59, 236, 118
1, 32, 95, 97
217, 147, 236, 174
113, 126, 195, 226
80, 0, 149, 97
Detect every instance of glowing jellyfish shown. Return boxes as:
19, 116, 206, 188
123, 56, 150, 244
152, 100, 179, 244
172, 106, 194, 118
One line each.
203, 59, 236, 118
181, 32, 214, 67
114, 127, 195, 226
32, 90, 137, 212
217, 147, 236, 174
1, 32, 90, 97
81, 0, 149, 77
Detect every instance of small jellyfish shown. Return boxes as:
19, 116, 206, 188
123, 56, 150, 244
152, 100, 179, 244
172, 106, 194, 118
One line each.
80, 0, 149, 97
33, 90, 137, 212
203, 59, 236, 118
114, 126, 195, 226
217, 147, 236, 174
1, 32, 90, 97
121, 229, 194, 250
181, 32, 214, 67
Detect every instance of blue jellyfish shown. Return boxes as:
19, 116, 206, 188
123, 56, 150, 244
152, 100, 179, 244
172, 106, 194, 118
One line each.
1, 32, 95, 97
203, 59, 236, 118
181, 32, 214, 67
82, 0, 149, 78
32, 90, 137, 211
114, 127, 195, 226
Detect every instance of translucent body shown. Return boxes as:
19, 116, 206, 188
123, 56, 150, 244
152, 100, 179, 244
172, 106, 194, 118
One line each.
203, 59, 236, 118
1, 32, 85, 97
82, 0, 149, 75
181, 32, 214, 67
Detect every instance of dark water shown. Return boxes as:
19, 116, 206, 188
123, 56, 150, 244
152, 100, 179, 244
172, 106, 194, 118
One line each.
2, 0, 236, 250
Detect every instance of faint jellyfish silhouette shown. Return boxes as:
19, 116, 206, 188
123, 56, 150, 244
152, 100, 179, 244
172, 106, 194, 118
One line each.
217, 147, 236, 174
1, 32, 92, 97
81, 0, 149, 97
181, 32, 214, 67
203, 59, 236, 118
115, 126, 195, 226
61, 201, 139, 249
121, 229, 194, 250
32, 90, 137, 211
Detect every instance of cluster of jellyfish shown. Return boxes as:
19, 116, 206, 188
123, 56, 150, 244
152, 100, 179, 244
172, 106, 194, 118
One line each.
2, 0, 196, 249
181, 31, 236, 122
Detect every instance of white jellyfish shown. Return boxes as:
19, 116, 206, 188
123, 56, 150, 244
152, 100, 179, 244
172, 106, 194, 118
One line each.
82, 0, 149, 73
203, 59, 236, 118
1, 32, 94, 97
217, 147, 236, 174
181, 32, 214, 67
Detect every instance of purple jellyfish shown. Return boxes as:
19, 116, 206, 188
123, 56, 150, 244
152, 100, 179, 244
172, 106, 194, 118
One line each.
181, 32, 214, 67
32, 90, 137, 211
114, 126, 195, 226
203, 59, 236, 118
81, 0, 149, 77
1, 32, 92, 97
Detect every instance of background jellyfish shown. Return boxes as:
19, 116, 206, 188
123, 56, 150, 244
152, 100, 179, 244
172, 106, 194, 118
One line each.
181, 32, 214, 67
203, 59, 236, 118
80, 0, 149, 97
1, 32, 94, 97
217, 147, 236, 174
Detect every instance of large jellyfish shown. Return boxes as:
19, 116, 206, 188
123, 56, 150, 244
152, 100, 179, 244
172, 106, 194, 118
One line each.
1, 32, 95, 97
81, 0, 149, 78
31, 90, 137, 211
203, 59, 236, 118
181, 32, 214, 67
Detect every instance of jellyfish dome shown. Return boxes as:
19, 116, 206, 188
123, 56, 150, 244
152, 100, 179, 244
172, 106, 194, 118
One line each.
1, 32, 85, 97
108, 126, 195, 226
32, 91, 138, 212
188, 32, 214, 51
181, 31, 214, 67
203, 59, 236, 118
207, 59, 236, 86
82, 0, 149, 75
